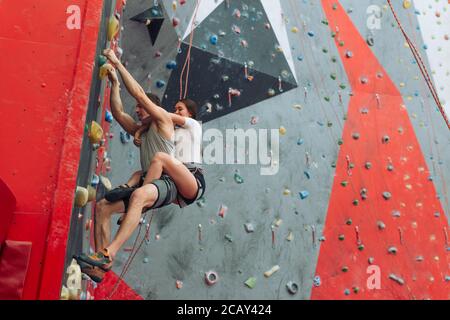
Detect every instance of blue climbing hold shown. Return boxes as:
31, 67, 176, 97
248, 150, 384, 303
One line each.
166, 60, 177, 70
299, 190, 309, 200
307, 31, 315, 37
105, 110, 113, 123
297, 138, 304, 145
304, 171, 311, 180
120, 131, 131, 144
297, 55, 304, 61
91, 174, 99, 187
156, 80, 166, 88
210, 35, 218, 45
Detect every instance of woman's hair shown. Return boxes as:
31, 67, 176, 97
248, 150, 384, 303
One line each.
179, 98, 198, 119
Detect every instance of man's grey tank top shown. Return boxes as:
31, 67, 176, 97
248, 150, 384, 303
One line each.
140, 125, 175, 171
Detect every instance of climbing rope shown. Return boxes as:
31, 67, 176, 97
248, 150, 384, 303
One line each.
179, 0, 201, 100
387, 0, 450, 131
106, 211, 154, 300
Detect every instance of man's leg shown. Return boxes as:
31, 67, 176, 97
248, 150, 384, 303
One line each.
106, 184, 159, 260
94, 199, 126, 252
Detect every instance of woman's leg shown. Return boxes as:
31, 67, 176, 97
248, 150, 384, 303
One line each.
142, 152, 198, 200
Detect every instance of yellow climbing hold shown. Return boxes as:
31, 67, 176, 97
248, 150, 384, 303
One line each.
87, 185, 96, 202
291, 27, 299, 33
100, 175, 112, 190
88, 120, 103, 144
403, 0, 411, 9
107, 16, 120, 41
279, 126, 287, 135
99, 63, 113, 80
75, 186, 88, 207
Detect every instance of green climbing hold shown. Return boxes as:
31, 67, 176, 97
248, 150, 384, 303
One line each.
338, 139, 344, 146
341, 181, 348, 187
353, 287, 360, 294
352, 199, 359, 206
331, 162, 336, 168
321, 19, 329, 25
346, 219, 352, 225
331, 56, 337, 62
234, 173, 244, 184
322, 48, 329, 53
327, 121, 333, 127
244, 277, 257, 289
98, 55, 107, 67
324, 96, 331, 102
339, 83, 347, 89
342, 266, 349, 272
358, 244, 365, 251
330, 73, 337, 80
339, 40, 345, 47
338, 234, 345, 241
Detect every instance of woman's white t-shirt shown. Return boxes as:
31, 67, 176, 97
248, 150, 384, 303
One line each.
174, 117, 202, 164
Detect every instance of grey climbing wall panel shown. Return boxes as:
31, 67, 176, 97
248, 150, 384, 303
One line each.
104, 0, 449, 299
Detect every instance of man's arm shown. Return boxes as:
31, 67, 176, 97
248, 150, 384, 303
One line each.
103, 49, 169, 125
107, 66, 140, 135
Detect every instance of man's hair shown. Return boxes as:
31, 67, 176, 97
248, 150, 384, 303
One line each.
145, 92, 161, 107
179, 98, 198, 119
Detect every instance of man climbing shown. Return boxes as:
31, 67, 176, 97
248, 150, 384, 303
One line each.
76, 49, 177, 281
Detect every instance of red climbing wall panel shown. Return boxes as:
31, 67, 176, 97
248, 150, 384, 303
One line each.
311, 0, 449, 300
0, 0, 103, 299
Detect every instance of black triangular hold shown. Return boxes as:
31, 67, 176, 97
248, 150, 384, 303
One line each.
162, 43, 297, 123
147, 19, 164, 45
130, 6, 165, 46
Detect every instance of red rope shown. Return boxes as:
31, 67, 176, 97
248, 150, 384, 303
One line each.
179, 0, 201, 100
386, 0, 450, 130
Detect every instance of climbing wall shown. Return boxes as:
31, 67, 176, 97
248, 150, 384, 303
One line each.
92, 0, 449, 300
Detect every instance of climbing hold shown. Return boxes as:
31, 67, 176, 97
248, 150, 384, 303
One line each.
87, 185, 96, 202
224, 234, 233, 242
244, 277, 256, 289
403, 1, 411, 9
377, 221, 386, 230
143, 257, 149, 264
88, 121, 103, 144
218, 204, 228, 218
99, 63, 113, 80
107, 16, 120, 41
166, 61, 177, 70
210, 35, 218, 45
176, 280, 183, 289
172, 17, 180, 27
120, 131, 131, 144
268, 88, 276, 97
338, 234, 345, 241
307, 31, 315, 37
205, 271, 219, 286
368, 257, 375, 265
99, 176, 112, 190
264, 265, 280, 278
382, 192, 392, 200
279, 126, 287, 136
389, 274, 405, 285
342, 266, 349, 273
366, 35, 375, 46
313, 276, 321, 287
341, 181, 349, 187
244, 223, 254, 233
345, 51, 353, 58
234, 172, 244, 184
388, 246, 398, 254
75, 187, 88, 208
382, 135, 390, 144
91, 175, 99, 187
344, 289, 350, 296
346, 219, 352, 226
97, 55, 107, 67
352, 132, 360, 140
105, 110, 113, 123
286, 281, 299, 295
358, 244, 365, 251
286, 231, 294, 242
156, 80, 166, 88
365, 162, 372, 170
299, 191, 309, 200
